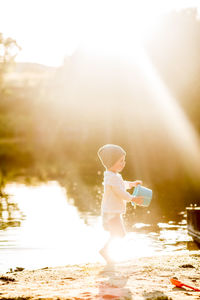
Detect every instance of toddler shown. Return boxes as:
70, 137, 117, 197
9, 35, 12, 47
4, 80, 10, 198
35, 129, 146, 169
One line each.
97, 144, 144, 264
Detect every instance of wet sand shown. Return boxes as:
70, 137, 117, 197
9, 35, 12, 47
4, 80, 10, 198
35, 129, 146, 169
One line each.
0, 251, 200, 299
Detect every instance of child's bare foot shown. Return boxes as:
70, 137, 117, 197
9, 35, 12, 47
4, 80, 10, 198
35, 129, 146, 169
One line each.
99, 248, 115, 264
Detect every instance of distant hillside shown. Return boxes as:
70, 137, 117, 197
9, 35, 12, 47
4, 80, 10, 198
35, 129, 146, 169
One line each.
3, 62, 57, 85
14, 62, 56, 74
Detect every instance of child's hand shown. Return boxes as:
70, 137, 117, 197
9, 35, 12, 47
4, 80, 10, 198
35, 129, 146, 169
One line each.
129, 180, 143, 188
132, 196, 144, 206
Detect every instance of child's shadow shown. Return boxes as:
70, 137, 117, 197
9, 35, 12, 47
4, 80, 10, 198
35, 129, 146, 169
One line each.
98, 266, 132, 299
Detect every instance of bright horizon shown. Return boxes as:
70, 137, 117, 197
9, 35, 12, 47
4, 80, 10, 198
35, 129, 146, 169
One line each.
0, 0, 199, 67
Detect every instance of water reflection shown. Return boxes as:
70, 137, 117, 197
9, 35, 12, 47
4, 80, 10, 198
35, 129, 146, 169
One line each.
0, 181, 197, 273
98, 270, 131, 299
1, 181, 106, 273
0, 185, 22, 230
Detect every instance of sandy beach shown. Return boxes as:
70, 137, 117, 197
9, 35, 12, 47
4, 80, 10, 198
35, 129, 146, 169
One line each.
0, 251, 199, 300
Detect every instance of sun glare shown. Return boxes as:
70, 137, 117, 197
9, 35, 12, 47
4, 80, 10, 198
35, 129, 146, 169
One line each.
82, 1, 159, 58
108, 234, 156, 262
0, 0, 199, 66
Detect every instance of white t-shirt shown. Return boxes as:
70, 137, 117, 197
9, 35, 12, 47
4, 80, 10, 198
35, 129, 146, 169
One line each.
101, 170, 133, 214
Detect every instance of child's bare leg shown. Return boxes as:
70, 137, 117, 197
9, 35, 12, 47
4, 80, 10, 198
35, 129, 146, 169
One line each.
99, 235, 114, 264
100, 214, 126, 263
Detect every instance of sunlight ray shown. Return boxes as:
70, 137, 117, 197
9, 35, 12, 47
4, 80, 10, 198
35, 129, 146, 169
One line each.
122, 46, 200, 179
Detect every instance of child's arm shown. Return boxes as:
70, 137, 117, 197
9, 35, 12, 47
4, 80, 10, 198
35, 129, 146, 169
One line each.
111, 185, 144, 205
124, 180, 143, 190
111, 185, 133, 201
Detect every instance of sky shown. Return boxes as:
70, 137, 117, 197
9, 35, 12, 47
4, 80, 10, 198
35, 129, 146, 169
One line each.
0, 0, 199, 67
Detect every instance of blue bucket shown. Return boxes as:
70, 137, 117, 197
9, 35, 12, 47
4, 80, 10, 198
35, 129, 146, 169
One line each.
131, 184, 152, 207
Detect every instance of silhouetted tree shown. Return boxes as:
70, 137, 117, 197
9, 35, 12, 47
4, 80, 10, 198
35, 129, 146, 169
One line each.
0, 32, 21, 89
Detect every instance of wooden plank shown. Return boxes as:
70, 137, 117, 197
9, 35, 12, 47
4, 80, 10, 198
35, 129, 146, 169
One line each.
186, 207, 200, 244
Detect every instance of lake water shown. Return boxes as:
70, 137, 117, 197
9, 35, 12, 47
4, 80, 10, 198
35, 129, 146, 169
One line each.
0, 181, 197, 274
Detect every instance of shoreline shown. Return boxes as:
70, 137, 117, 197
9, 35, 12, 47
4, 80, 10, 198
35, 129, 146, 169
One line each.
0, 251, 200, 299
